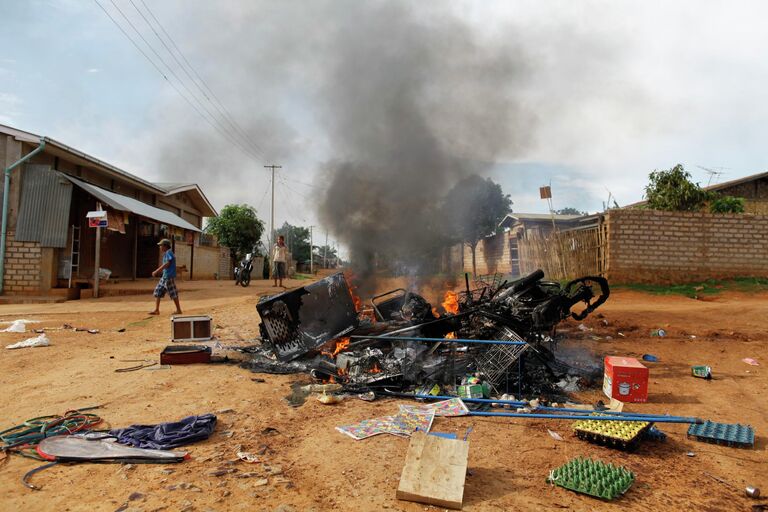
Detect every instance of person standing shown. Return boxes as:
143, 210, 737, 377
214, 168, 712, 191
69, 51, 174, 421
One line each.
149, 239, 182, 315
273, 235, 287, 288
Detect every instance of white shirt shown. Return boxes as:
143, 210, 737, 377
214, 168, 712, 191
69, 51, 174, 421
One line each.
273, 244, 287, 263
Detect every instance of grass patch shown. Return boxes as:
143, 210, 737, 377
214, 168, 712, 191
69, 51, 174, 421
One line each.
293, 273, 315, 280
615, 277, 768, 298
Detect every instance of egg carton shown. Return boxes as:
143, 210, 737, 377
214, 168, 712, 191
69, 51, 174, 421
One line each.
573, 417, 652, 450
687, 421, 754, 448
547, 456, 635, 500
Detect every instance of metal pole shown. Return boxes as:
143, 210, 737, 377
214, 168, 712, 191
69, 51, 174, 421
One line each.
348, 335, 526, 346
309, 225, 314, 275
323, 230, 328, 269
264, 165, 281, 277
93, 224, 101, 298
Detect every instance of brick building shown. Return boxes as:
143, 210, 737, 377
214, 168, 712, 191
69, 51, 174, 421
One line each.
705, 171, 768, 214
0, 123, 220, 296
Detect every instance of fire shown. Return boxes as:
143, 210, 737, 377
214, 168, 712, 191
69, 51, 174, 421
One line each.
370, 362, 382, 373
332, 337, 350, 357
344, 272, 363, 312
445, 332, 456, 339
442, 291, 459, 315
431, 307, 440, 318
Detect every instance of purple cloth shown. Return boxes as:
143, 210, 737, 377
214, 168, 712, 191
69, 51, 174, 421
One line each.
109, 413, 217, 450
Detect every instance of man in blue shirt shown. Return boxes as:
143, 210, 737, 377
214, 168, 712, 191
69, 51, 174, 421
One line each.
149, 238, 182, 315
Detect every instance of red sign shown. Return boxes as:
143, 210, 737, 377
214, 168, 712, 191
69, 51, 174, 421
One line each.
89, 217, 108, 228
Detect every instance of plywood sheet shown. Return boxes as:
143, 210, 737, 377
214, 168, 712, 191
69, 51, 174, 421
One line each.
397, 431, 469, 510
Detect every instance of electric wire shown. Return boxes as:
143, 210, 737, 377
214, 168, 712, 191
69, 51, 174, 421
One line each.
136, 0, 267, 158
128, 0, 266, 160
94, 0, 265, 164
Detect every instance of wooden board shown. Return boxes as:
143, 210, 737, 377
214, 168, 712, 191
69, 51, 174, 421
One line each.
397, 431, 469, 510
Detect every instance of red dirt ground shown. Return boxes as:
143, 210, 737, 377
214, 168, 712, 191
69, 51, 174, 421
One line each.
0, 277, 765, 511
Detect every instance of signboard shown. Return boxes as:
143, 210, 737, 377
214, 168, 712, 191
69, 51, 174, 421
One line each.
87, 210, 107, 228
539, 186, 552, 199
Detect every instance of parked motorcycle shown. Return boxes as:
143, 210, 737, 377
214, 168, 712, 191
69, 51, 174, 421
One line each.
234, 252, 254, 287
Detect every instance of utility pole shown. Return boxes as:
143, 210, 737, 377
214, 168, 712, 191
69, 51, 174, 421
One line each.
323, 230, 328, 269
309, 225, 315, 275
264, 165, 281, 278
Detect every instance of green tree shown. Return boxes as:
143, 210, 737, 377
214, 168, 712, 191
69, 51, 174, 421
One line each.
710, 195, 745, 214
555, 207, 586, 215
275, 222, 311, 263
442, 175, 512, 276
205, 204, 265, 260
643, 164, 712, 211
313, 244, 339, 268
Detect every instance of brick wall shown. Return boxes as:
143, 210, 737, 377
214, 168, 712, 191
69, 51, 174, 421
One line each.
606, 209, 768, 283
3, 231, 42, 293
461, 231, 515, 275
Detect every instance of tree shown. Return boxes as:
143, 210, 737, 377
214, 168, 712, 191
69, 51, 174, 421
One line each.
643, 164, 712, 211
555, 207, 587, 216
205, 204, 265, 261
275, 223, 311, 263
313, 245, 339, 268
442, 175, 512, 276
710, 195, 745, 214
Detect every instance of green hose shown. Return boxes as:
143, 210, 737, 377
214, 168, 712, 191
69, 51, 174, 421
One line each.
0, 410, 103, 460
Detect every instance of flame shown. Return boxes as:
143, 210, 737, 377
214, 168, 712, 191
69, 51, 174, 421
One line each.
344, 272, 363, 312
332, 337, 350, 357
445, 332, 456, 339
370, 362, 382, 373
442, 291, 459, 315
431, 307, 440, 318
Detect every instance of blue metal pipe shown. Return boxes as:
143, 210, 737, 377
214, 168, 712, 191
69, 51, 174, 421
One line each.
0, 138, 46, 294
470, 411, 702, 424
402, 393, 697, 421
349, 335, 527, 346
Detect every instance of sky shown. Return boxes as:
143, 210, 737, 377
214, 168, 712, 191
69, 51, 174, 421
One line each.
2, 0, 768, 253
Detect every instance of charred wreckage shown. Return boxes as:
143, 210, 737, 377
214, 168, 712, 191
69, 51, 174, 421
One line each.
246, 270, 610, 399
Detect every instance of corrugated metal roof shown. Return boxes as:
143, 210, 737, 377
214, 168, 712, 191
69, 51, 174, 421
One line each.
62, 174, 201, 232
15, 165, 73, 248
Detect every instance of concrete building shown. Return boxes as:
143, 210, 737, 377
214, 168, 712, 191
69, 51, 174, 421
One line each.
0, 124, 218, 298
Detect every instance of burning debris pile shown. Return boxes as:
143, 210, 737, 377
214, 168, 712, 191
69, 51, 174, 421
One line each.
248, 270, 610, 399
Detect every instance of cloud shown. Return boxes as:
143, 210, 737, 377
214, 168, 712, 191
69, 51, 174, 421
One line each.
0, 92, 22, 125
86, 68, 99, 73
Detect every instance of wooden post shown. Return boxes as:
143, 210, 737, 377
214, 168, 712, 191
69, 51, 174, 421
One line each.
93, 225, 101, 298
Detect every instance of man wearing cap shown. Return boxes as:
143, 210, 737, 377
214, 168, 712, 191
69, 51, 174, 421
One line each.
149, 239, 182, 315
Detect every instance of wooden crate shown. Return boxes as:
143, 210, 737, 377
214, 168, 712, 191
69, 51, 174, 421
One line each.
171, 315, 212, 342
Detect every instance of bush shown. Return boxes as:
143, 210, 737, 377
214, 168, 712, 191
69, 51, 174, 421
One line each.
643, 164, 711, 211
709, 195, 745, 214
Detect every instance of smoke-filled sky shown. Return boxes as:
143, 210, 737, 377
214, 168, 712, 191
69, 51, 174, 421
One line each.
3, 1, 768, 256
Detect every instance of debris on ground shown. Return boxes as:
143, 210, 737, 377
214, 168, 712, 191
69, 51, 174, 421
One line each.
6, 333, 50, 349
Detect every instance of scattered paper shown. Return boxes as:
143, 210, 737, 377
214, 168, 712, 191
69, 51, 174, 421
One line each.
398, 398, 470, 417
2, 320, 30, 333
6, 333, 50, 349
742, 358, 759, 366
336, 407, 435, 440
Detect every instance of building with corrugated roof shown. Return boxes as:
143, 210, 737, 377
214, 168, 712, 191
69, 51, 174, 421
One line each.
0, 123, 221, 298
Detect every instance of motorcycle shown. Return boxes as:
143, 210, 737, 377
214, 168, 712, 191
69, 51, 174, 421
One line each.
234, 252, 254, 287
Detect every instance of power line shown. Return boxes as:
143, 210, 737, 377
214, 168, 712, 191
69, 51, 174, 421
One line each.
94, 0, 265, 163
132, 0, 267, 159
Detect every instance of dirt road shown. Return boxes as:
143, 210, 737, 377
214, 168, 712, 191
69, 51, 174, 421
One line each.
0, 278, 765, 511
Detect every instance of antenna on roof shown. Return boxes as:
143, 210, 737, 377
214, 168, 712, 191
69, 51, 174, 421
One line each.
697, 165, 729, 186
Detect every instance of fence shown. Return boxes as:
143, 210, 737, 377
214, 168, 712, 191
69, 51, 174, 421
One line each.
518, 226, 606, 280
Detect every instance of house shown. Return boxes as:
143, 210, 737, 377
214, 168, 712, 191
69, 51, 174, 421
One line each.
0, 123, 219, 297
704, 171, 768, 214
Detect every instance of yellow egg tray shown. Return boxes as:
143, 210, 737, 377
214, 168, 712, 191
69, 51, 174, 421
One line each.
573, 417, 652, 449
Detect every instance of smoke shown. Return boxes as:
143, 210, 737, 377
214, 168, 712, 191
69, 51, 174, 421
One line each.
313, 2, 533, 286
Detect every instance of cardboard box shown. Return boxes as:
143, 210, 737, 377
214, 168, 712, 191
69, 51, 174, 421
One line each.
603, 356, 648, 403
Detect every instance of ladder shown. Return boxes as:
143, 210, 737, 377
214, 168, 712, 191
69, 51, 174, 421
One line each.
69, 225, 80, 288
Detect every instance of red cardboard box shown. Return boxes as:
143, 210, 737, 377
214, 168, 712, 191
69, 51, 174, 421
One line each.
603, 356, 649, 403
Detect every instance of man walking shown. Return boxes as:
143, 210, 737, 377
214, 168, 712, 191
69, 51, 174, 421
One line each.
273, 235, 287, 288
149, 239, 182, 315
